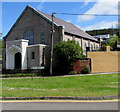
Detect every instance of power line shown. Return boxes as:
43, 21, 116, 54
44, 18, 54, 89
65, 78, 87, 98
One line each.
53, 12, 119, 16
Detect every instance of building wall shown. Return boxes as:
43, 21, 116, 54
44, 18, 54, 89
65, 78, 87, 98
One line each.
27, 45, 40, 69
63, 34, 73, 41
27, 44, 46, 69
74, 37, 82, 46
63, 34, 99, 53
82, 39, 89, 51
94, 42, 99, 50
4, 6, 100, 73
4, 7, 62, 71
87, 51, 120, 73
5, 7, 61, 45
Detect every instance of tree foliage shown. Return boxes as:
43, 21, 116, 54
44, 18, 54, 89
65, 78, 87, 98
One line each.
0, 39, 4, 48
106, 36, 119, 50
54, 40, 84, 74
86, 28, 119, 36
101, 36, 119, 51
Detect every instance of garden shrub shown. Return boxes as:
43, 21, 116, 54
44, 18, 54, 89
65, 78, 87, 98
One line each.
54, 40, 84, 75
68, 71, 77, 75
82, 66, 90, 74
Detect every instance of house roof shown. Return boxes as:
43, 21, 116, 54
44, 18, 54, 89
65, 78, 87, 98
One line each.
4, 5, 98, 42
34, 8, 97, 42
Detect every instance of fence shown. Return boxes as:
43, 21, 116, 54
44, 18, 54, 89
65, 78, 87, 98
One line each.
73, 58, 91, 73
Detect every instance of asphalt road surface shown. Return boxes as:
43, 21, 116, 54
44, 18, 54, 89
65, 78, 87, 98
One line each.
1, 100, 119, 110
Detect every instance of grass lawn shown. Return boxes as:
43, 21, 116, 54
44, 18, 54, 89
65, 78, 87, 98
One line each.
2, 73, 119, 97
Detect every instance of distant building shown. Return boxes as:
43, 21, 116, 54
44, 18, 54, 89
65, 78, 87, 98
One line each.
93, 34, 117, 42
93, 34, 110, 42
3, 5, 99, 73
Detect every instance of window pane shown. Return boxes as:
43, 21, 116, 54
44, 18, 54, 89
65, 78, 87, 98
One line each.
31, 52, 35, 59
40, 32, 45, 44
24, 30, 34, 45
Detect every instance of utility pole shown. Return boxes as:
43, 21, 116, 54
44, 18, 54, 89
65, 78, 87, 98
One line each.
50, 12, 55, 75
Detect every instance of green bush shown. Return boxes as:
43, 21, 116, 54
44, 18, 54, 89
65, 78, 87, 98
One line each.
82, 66, 90, 74
54, 40, 84, 74
68, 71, 77, 75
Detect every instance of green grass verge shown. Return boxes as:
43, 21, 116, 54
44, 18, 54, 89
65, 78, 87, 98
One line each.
2, 73, 42, 78
2, 73, 119, 97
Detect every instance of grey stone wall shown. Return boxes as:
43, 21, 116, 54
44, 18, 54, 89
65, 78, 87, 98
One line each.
27, 44, 46, 69
4, 7, 62, 72
27, 45, 40, 69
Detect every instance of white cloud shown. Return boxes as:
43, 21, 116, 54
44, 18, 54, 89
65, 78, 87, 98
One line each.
37, 0, 46, 10
37, 5, 44, 11
81, 0, 93, 7
78, 1, 118, 22
82, 20, 118, 31
66, 20, 72, 23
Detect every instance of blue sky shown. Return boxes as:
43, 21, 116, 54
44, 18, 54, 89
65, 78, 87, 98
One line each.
2, 1, 118, 37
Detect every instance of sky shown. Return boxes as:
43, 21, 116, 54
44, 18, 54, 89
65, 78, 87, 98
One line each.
2, 1, 119, 37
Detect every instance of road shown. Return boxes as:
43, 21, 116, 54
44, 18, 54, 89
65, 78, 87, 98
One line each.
1, 100, 119, 110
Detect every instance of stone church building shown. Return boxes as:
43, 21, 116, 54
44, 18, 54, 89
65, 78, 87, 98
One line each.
3, 5, 99, 73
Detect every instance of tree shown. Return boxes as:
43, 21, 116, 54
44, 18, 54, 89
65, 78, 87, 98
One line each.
86, 28, 119, 36
0, 39, 4, 48
54, 40, 84, 74
106, 36, 118, 50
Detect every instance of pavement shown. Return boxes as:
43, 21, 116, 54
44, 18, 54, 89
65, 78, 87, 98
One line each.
1, 100, 119, 110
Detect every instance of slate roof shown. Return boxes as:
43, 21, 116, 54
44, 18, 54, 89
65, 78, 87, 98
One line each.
35, 9, 97, 42
4, 5, 98, 42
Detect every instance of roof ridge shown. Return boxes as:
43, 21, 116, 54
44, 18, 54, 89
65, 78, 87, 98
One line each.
36, 10, 96, 41
4, 5, 98, 42
38, 10, 82, 29
28, 5, 78, 28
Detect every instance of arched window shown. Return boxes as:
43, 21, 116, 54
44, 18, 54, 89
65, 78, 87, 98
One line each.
24, 30, 34, 45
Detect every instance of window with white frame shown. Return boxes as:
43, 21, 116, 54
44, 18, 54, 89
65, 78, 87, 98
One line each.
24, 30, 34, 45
